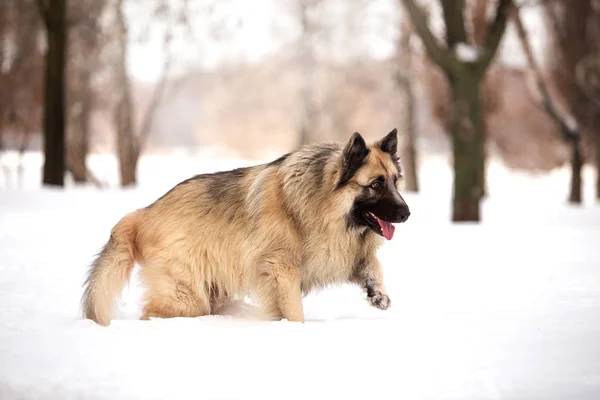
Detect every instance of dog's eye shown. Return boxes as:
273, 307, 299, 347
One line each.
370, 181, 381, 190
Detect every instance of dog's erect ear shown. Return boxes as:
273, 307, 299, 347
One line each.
379, 128, 398, 155
339, 132, 368, 186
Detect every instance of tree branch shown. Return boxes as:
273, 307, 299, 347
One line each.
470, 0, 489, 46
542, 2, 564, 44
35, 0, 50, 28
514, 7, 578, 140
401, 0, 455, 72
478, 0, 514, 71
575, 53, 600, 109
517, 0, 575, 8
441, 0, 467, 48
135, 52, 172, 158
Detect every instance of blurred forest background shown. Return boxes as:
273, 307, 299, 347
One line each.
1, 0, 600, 222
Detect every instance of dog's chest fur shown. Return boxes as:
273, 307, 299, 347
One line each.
299, 227, 378, 293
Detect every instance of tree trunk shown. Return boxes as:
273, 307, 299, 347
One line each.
42, 0, 67, 187
568, 136, 583, 204
470, 0, 490, 199
67, 4, 102, 184
66, 66, 90, 183
17, 133, 29, 189
113, 0, 137, 187
514, 7, 583, 204
597, 130, 600, 201
397, 21, 419, 192
297, 0, 316, 148
449, 72, 484, 222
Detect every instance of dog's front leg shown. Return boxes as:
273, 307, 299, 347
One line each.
255, 253, 305, 323
352, 258, 391, 310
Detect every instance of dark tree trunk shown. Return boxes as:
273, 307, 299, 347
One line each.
471, 0, 490, 200
568, 136, 583, 204
42, 0, 67, 187
401, 0, 512, 223
397, 21, 419, 192
596, 130, 600, 201
449, 71, 484, 222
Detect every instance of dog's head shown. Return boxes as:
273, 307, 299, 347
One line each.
339, 129, 410, 240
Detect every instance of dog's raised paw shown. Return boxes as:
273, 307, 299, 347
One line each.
369, 292, 391, 310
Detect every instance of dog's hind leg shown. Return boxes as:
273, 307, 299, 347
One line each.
139, 262, 209, 320
142, 286, 208, 320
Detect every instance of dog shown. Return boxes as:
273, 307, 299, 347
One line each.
82, 129, 410, 326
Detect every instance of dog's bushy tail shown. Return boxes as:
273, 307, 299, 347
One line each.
81, 211, 141, 326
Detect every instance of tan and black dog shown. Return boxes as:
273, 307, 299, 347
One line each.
82, 129, 410, 326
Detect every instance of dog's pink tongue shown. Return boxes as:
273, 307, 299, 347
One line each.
375, 217, 395, 240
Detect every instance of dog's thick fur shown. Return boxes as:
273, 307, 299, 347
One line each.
82, 130, 410, 326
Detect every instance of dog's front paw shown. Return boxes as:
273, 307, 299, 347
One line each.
368, 291, 391, 310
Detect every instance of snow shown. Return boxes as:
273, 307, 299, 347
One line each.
455, 43, 480, 63
565, 114, 579, 133
1, 153, 600, 400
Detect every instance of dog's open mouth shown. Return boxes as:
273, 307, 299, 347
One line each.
366, 212, 395, 240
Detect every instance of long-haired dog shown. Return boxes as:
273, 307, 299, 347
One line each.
82, 129, 410, 325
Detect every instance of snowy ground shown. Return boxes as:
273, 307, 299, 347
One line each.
1, 152, 599, 400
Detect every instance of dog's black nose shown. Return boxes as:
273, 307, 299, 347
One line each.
398, 210, 410, 223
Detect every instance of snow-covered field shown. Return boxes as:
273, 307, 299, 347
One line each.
1, 152, 599, 400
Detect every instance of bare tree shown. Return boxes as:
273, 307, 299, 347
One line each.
111, 0, 136, 186
296, 0, 320, 147
395, 15, 418, 192
37, 0, 68, 187
467, 0, 503, 198
574, 17, 600, 201
542, 0, 600, 204
0, 1, 44, 187
514, 7, 582, 204
402, 0, 513, 222
290, 0, 373, 145
110, 0, 177, 187
66, 0, 106, 183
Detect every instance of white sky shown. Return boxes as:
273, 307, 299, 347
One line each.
126, 0, 546, 83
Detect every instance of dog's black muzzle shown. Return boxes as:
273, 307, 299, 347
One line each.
373, 185, 411, 223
